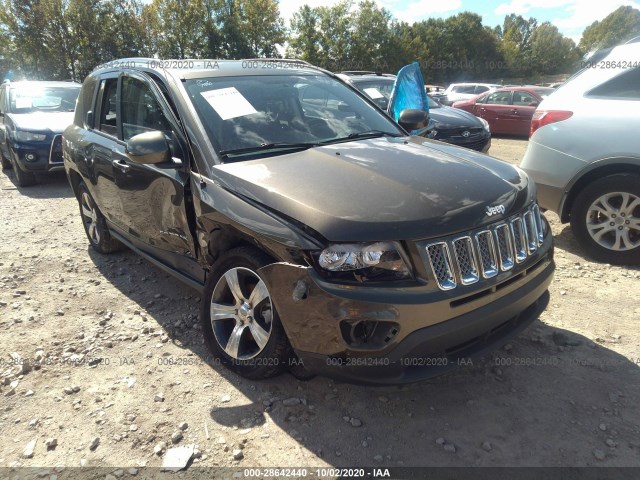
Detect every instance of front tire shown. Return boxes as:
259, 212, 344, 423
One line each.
570, 174, 640, 265
10, 151, 36, 186
77, 181, 123, 253
1, 145, 11, 171
200, 247, 291, 379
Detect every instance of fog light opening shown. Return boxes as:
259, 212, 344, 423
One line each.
24, 153, 37, 162
351, 321, 376, 344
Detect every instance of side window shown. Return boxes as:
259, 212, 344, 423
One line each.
475, 85, 489, 94
453, 85, 476, 94
121, 77, 173, 141
0, 87, 5, 115
587, 67, 640, 99
98, 79, 118, 136
513, 91, 535, 106
486, 91, 512, 105
476, 94, 488, 104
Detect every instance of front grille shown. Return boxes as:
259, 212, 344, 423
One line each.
49, 134, 63, 164
424, 204, 545, 290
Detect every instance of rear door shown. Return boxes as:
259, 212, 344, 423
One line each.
114, 72, 199, 278
478, 90, 513, 133
510, 90, 538, 135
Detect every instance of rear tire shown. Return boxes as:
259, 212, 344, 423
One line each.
200, 246, 291, 379
77, 181, 123, 253
570, 174, 640, 265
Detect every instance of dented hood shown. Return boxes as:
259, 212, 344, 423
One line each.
211, 136, 533, 242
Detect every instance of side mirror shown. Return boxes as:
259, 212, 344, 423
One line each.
398, 109, 429, 132
125, 131, 171, 165
85, 111, 94, 128
528, 101, 539, 107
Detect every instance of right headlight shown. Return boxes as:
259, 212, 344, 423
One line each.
14, 130, 47, 142
314, 241, 412, 282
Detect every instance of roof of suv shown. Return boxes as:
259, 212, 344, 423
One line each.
3, 80, 80, 88
91, 58, 328, 80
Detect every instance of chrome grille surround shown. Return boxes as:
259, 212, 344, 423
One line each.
424, 203, 545, 291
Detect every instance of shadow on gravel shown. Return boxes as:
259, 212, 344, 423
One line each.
1, 169, 73, 198
87, 247, 640, 468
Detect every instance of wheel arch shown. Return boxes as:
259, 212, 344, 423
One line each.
561, 159, 640, 223
67, 168, 84, 200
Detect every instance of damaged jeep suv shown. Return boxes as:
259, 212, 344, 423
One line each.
63, 59, 554, 384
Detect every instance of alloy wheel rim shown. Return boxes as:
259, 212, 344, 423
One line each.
210, 267, 273, 360
586, 191, 640, 251
81, 192, 100, 244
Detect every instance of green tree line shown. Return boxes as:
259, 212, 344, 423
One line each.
0, 0, 638, 83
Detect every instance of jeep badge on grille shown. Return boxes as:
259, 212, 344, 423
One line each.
486, 204, 506, 216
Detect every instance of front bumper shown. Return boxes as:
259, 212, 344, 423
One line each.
259, 235, 554, 385
9, 134, 64, 173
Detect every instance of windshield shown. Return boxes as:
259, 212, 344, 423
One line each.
186, 74, 403, 160
9, 86, 80, 113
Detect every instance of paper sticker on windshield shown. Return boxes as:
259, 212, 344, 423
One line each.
15, 97, 33, 109
201, 87, 257, 120
363, 88, 384, 99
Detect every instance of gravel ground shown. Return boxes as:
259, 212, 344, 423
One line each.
0, 137, 639, 475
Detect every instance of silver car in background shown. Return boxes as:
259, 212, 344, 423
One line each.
521, 39, 640, 265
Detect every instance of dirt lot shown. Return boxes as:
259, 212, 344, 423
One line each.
1, 137, 639, 476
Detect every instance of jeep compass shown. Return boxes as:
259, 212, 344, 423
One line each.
63, 59, 554, 384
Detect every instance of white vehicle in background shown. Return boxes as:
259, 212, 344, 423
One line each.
521, 38, 640, 265
439, 82, 500, 105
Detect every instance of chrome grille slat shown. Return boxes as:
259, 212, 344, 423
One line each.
423, 204, 545, 290
523, 211, 538, 253
532, 204, 544, 245
494, 223, 514, 271
426, 242, 456, 290
510, 217, 527, 263
452, 237, 479, 285
475, 230, 498, 278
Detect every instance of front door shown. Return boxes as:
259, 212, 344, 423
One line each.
113, 73, 199, 278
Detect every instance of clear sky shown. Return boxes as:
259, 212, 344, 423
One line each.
278, 0, 640, 44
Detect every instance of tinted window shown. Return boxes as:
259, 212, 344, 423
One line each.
588, 67, 640, 99
486, 91, 512, 105
185, 74, 402, 160
121, 77, 173, 141
475, 93, 489, 104
8, 85, 79, 113
512, 91, 536, 106
98, 79, 118, 136
452, 85, 476, 94
475, 85, 490, 93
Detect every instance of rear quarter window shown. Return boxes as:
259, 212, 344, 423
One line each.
586, 67, 640, 100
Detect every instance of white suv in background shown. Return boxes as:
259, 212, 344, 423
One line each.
439, 83, 500, 105
521, 39, 640, 265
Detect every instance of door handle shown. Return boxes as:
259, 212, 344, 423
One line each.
511, 109, 518, 113
112, 159, 130, 173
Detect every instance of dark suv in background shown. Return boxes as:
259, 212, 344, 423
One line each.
337, 72, 491, 152
63, 59, 554, 384
0, 80, 81, 186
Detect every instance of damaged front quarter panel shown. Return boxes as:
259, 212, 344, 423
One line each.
190, 173, 324, 267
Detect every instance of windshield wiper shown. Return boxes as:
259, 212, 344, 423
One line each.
218, 142, 319, 158
322, 130, 403, 144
